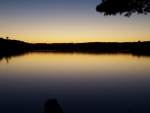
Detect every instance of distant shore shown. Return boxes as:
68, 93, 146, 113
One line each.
0, 37, 150, 55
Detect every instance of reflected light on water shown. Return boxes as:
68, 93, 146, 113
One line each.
0, 52, 150, 113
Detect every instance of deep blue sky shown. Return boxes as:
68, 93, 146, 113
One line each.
0, 0, 150, 43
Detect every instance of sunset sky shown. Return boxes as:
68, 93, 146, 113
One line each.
0, 0, 150, 43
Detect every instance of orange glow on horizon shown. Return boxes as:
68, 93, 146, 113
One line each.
9, 35, 150, 44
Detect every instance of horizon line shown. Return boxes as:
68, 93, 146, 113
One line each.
0, 37, 150, 44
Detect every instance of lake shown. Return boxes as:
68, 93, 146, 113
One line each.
0, 51, 150, 113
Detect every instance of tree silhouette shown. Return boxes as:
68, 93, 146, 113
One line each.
6, 36, 9, 40
96, 0, 150, 17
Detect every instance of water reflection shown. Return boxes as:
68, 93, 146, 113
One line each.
0, 51, 150, 63
0, 51, 26, 64
0, 52, 150, 113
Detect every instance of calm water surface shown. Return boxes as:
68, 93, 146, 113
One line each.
0, 52, 150, 113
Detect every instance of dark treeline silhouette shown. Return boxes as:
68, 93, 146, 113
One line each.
0, 37, 29, 53
0, 37, 150, 56
31, 41, 150, 53
0, 37, 28, 61
96, 0, 150, 17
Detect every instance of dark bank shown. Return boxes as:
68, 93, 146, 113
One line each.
0, 37, 150, 55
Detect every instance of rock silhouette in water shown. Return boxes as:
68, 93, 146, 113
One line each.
45, 99, 64, 113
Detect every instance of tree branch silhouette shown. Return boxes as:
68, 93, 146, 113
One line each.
96, 0, 150, 17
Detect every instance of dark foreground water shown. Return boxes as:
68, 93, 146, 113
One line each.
0, 52, 150, 113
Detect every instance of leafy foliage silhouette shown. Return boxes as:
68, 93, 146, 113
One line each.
96, 0, 150, 17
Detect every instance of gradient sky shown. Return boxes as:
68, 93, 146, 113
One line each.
0, 0, 150, 43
